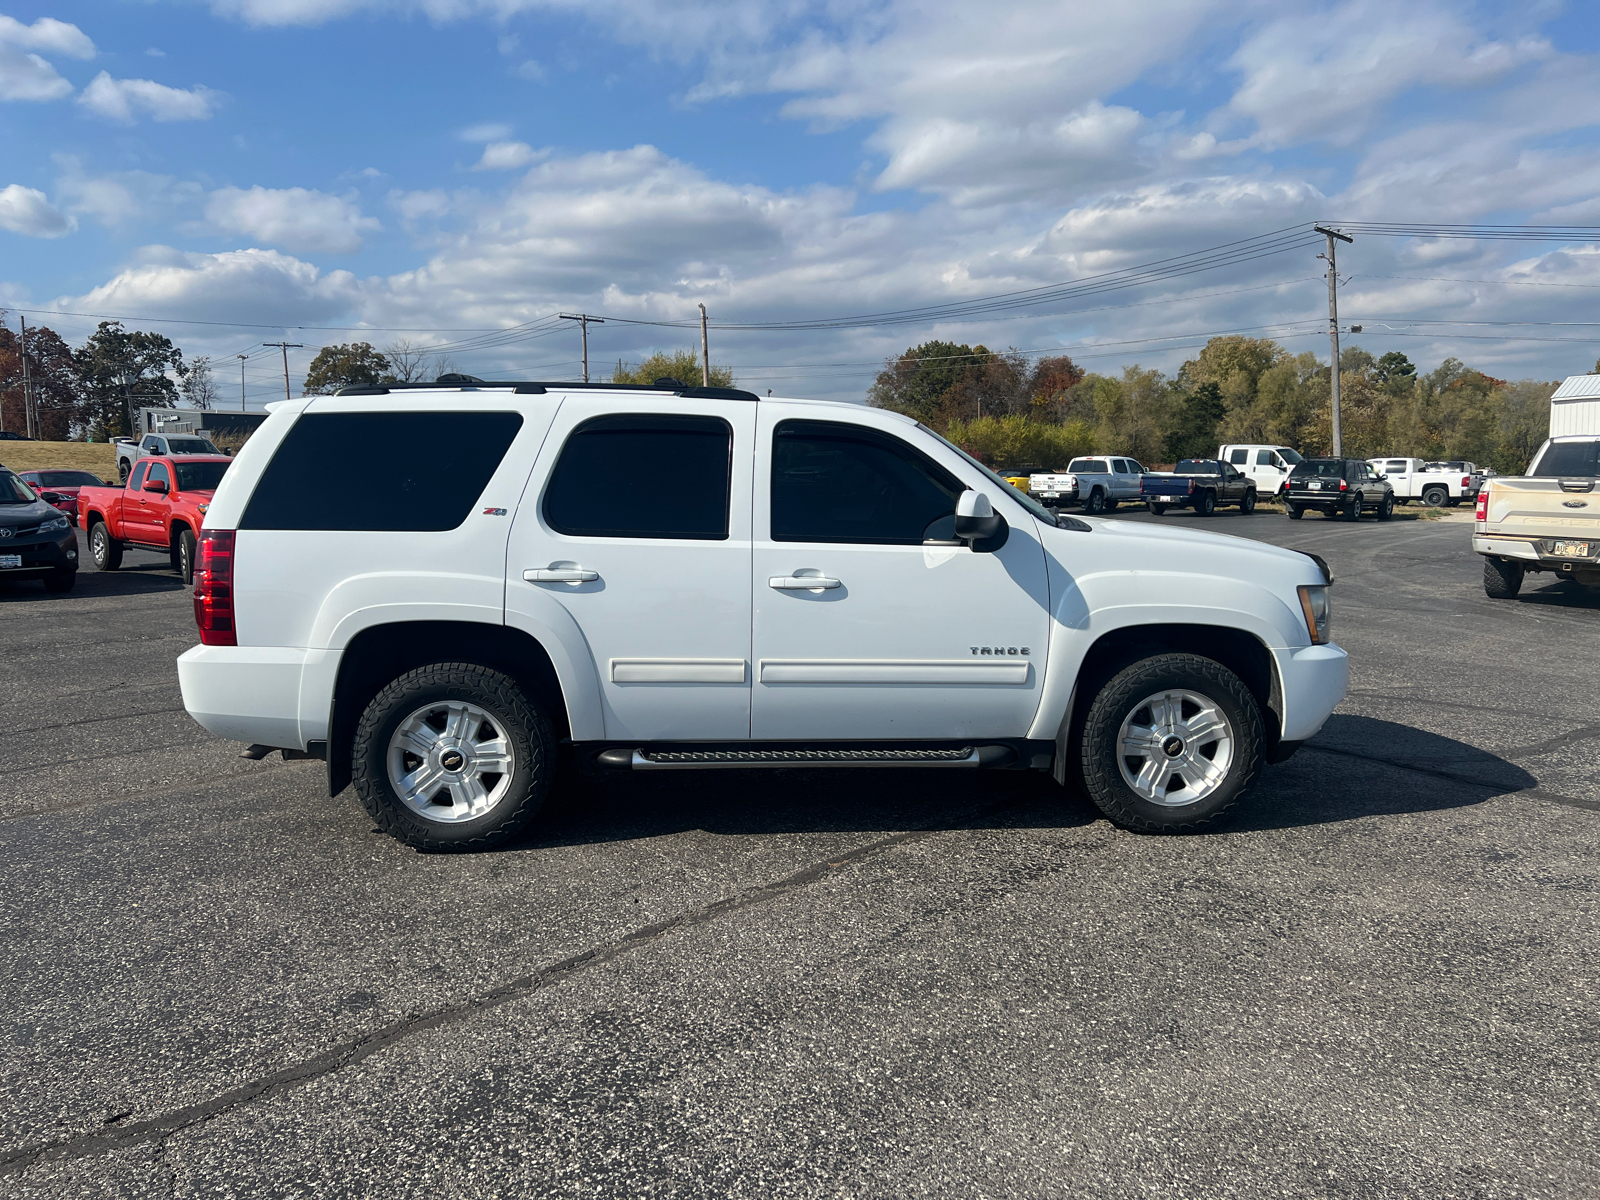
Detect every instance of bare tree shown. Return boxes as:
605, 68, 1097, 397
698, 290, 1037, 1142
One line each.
182, 355, 219, 411
384, 339, 433, 383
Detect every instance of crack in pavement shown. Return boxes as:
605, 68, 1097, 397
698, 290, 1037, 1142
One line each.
0, 810, 1005, 1177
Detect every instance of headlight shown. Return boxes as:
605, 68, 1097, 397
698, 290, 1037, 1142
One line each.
43, 516, 70, 533
1297, 585, 1331, 645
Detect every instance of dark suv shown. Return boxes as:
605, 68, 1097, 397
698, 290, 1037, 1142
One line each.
1285, 458, 1395, 521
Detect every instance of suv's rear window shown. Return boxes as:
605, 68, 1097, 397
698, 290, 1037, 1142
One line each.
241, 411, 523, 531
544, 414, 731, 539
1290, 460, 1345, 478
1530, 440, 1600, 477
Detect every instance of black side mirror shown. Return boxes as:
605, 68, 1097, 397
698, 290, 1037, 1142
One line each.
40, 492, 63, 504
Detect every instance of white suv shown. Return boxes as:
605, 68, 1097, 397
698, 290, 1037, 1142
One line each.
178, 381, 1348, 850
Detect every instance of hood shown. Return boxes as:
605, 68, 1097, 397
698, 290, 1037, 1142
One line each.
0, 498, 58, 528
1040, 514, 1323, 578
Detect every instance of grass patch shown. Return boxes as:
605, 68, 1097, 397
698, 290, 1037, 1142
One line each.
0, 442, 118, 481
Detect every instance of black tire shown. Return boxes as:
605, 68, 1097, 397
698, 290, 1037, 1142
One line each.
117, 460, 129, 485
1421, 485, 1447, 508
1195, 489, 1216, 516
1376, 492, 1395, 521
1239, 489, 1256, 514
1483, 558, 1523, 599
1084, 488, 1106, 515
90, 521, 122, 571
176, 528, 197, 585
352, 662, 556, 852
1078, 653, 1264, 834
1104, 498, 1119, 511
43, 569, 76, 593
1148, 503, 1168, 516
1287, 504, 1304, 520
1343, 495, 1361, 521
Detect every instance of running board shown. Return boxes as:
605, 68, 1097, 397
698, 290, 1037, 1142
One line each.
596, 745, 1016, 770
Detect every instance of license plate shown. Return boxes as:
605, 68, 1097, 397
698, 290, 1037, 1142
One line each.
1041, 492, 1058, 499
1553, 540, 1592, 557
1161, 495, 1178, 503
0, 555, 20, 568
1308, 481, 1322, 490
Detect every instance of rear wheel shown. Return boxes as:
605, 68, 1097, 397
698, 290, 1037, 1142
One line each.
1239, 489, 1256, 514
117, 460, 130, 485
1148, 503, 1168, 516
1376, 492, 1395, 521
1483, 558, 1523, 599
1084, 488, 1106, 514
352, 662, 556, 852
90, 522, 121, 571
1287, 504, 1304, 520
1343, 495, 1362, 520
1195, 490, 1215, 516
1422, 485, 1448, 508
1078, 653, 1263, 833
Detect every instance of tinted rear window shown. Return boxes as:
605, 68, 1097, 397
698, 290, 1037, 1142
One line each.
1530, 440, 1600, 477
1291, 460, 1345, 478
1067, 459, 1108, 473
544, 414, 730, 539
241, 411, 523, 531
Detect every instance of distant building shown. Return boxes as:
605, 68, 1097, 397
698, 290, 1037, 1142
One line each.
136, 406, 268, 440
1549, 376, 1600, 437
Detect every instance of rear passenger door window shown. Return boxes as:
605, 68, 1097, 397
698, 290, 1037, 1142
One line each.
543, 415, 730, 539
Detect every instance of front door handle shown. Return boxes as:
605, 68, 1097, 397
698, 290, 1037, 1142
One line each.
769, 575, 841, 591
524, 567, 599, 583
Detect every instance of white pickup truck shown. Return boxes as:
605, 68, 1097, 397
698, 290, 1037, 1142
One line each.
1475, 436, 1599, 597
178, 381, 1347, 850
1371, 457, 1480, 507
1031, 457, 1145, 514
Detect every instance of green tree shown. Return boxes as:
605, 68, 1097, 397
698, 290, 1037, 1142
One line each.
1373, 351, 1416, 395
74, 321, 185, 439
867, 341, 992, 423
1165, 381, 1226, 461
942, 414, 1094, 469
304, 342, 391, 395
1090, 366, 1179, 464
611, 349, 734, 389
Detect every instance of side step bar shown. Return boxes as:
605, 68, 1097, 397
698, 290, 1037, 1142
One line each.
597, 745, 1016, 770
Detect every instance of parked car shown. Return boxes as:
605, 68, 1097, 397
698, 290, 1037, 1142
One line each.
0, 468, 77, 591
1476, 435, 1599, 597
18, 469, 109, 525
1142, 459, 1257, 515
1060, 456, 1146, 513
115, 432, 225, 483
1371, 457, 1479, 507
1219, 444, 1303, 496
176, 379, 1348, 851
1285, 458, 1395, 520
78, 455, 233, 583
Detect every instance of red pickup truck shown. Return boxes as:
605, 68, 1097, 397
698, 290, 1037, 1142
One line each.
78, 455, 233, 584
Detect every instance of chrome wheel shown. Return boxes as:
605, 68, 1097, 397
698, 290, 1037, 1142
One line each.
1115, 689, 1235, 807
386, 700, 516, 824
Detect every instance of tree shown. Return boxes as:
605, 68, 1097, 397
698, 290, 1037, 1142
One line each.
610, 349, 734, 389
1373, 351, 1416, 394
1165, 381, 1226, 461
942, 414, 1094, 468
867, 341, 992, 423
304, 342, 391, 395
1089, 366, 1179, 465
182, 355, 219, 411
74, 321, 185, 439
384, 338, 433, 383
0, 318, 80, 440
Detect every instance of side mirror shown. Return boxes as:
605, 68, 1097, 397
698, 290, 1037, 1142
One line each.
954, 490, 1007, 552
40, 492, 63, 504
144, 478, 169, 494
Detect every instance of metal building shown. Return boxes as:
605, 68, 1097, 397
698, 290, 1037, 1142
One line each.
1550, 374, 1600, 437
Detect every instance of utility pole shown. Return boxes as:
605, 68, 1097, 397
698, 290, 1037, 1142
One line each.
698, 303, 710, 387
1314, 225, 1353, 456
236, 353, 248, 411
263, 342, 303, 401
558, 314, 604, 383
19, 314, 33, 440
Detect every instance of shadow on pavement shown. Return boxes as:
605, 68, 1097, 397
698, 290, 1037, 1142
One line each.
0, 568, 185, 602
1515, 576, 1600, 609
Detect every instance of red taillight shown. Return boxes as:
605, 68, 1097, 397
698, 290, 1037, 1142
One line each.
1475, 489, 1489, 522
1462, 476, 1471, 487
193, 529, 237, 646
1338, 480, 1348, 491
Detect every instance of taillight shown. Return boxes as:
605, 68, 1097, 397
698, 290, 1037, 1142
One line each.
1475, 489, 1489, 523
1338, 479, 1348, 491
193, 529, 237, 646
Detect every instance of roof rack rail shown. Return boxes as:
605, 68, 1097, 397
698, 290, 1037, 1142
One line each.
331, 380, 762, 401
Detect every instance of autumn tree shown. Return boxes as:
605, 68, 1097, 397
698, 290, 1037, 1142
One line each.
304, 343, 392, 395
74, 321, 185, 439
610, 349, 734, 389
0, 320, 80, 440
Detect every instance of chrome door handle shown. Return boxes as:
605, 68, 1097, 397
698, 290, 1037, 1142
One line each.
524, 568, 599, 583
769, 575, 840, 591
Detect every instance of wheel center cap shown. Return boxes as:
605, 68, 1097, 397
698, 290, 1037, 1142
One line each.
1161, 736, 1185, 757
440, 749, 466, 772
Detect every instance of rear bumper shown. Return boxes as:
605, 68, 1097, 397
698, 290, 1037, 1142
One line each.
1474, 534, 1597, 566
178, 644, 329, 749
1273, 643, 1349, 742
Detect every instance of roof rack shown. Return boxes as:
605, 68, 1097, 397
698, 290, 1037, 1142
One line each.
332, 378, 761, 402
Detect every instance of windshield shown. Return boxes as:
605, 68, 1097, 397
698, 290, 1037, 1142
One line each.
167, 437, 219, 454
1277, 448, 1303, 465
175, 460, 231, 491
1067, 459, 1108, 473
0, 472, 38, 504
1291, 460, 1345, 479
1529, 439, 1600, 477
33, 470, 104, 487
927, 429, 1060, 524
1176, 459, 1221, 474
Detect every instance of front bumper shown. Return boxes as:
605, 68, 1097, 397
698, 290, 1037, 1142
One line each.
1273, 643, 1349, 742
0, 529, 78, 578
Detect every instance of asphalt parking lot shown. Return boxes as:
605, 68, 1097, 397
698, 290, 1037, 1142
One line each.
2, 513, 1596, 1199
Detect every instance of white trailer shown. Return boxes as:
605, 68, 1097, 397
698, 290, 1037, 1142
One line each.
1550, 374, 1600, 437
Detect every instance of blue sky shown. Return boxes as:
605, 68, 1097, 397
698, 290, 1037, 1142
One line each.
3, 0, 1600, 407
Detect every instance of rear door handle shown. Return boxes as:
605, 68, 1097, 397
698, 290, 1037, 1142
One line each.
524, 568, 599, 583
769, 575, 841, 591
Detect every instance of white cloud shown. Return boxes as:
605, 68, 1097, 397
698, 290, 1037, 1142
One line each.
474, 141, 544, 170
513, 59, 546, 82
206, 185, 380, 253
78, 72, 219, 123
0, 15, 95, 103
54, 159, 207, 229
0, 184, 74, 237
0, 15, 96, 59
460, 121, 513, 142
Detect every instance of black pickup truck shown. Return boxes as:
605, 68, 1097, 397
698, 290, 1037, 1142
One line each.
1141, 459, 1257, 516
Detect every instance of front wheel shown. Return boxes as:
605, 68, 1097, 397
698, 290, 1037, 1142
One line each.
1078, 653, 1263, 833
1287, 504, 1304, 520
352, 662, 556, 851
1239, 489, 1256, 514
90, 522, 122, 571
1483, 558, 1523, 599
1084, 488, 1106, 515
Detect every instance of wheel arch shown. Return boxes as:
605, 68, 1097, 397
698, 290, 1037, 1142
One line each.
326, 620, 571, 797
